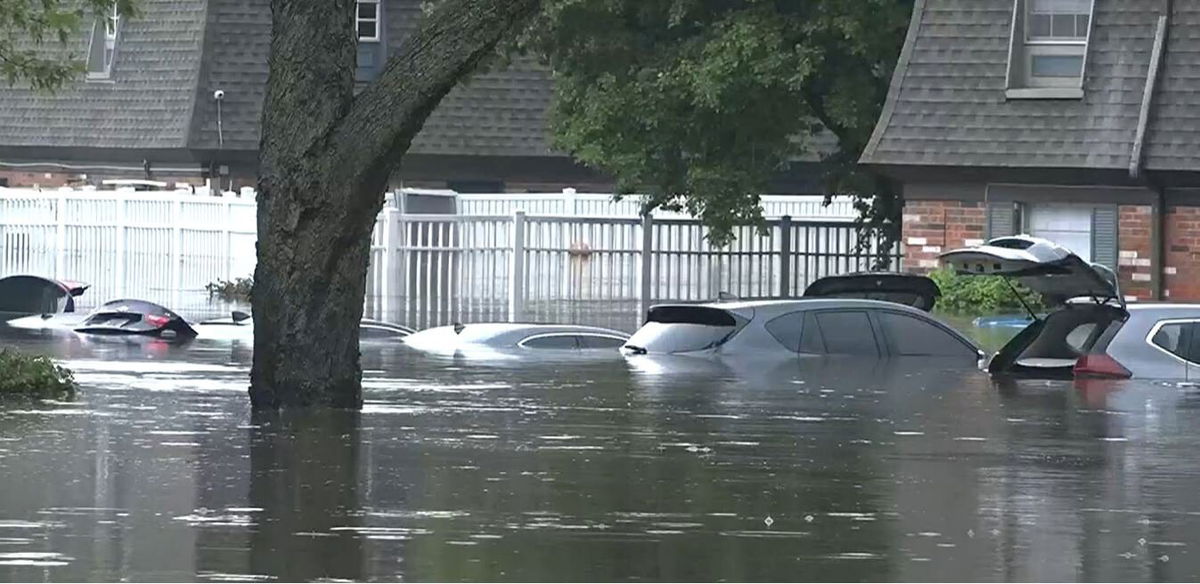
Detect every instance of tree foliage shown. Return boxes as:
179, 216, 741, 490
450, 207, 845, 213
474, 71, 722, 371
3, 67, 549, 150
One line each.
525, 0, 912, 252
0, 0, 136, 91
0, 349, 76, 400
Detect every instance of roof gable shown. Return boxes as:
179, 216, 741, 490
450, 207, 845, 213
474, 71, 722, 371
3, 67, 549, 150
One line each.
862, 0, 1198, 175
0, 0, 208, 152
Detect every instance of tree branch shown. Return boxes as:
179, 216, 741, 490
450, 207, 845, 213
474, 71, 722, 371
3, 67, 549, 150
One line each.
327, 0, 542, 193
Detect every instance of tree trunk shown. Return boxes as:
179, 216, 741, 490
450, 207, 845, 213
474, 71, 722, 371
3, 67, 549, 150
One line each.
251, 0, 541, 409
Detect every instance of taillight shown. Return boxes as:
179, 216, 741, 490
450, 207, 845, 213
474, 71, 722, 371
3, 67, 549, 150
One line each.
143, 314, 171, 328
1074, 354, 1132, 379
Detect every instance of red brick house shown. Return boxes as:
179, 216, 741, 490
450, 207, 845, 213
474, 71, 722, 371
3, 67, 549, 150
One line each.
861, 0, 1200, 301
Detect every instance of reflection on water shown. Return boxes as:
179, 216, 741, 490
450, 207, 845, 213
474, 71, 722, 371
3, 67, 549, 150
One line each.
1, 325, 1199, 581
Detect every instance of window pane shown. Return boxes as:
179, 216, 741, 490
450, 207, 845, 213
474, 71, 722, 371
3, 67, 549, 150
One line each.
1031, 55, 1083, 77
358, 3, 377, 19
1029, 14, 1052, 38
1031, 0, 1091, 14
814, 311, 878, 356
765, 312, 805, 352
357, 21, 377, 40
522, 335, 579, 349
1051, 14, 1081, 38
1076, 13, 1090, 35
878, 312, 975, 357
799, 312, 825, 354
578, 335, 625, 349
1152, 324, 1193, 361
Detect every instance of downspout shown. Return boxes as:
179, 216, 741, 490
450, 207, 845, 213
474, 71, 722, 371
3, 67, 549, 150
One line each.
1129, 2, 1170, 300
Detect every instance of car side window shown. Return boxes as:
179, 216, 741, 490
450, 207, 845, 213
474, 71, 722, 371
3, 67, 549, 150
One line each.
813, 311, 879, 356
578, 335, 625, 349
765, 312, 805, 352
521, 335, 580, 349
799, 312, 825, 353
876, 311, 977, 357
1151, 322, 1196, 363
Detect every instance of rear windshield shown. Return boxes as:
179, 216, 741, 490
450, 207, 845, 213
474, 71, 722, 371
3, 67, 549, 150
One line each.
626, 306, 748, 353
625, 322, 737, 353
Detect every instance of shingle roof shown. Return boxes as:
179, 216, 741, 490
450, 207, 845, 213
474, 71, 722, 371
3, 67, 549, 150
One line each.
0, 0, 207, 150
189, 0, 559, 157
861, 0, 1200, 174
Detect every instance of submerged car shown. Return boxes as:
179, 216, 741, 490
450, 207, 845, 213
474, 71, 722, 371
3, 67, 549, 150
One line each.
941, 235, 1200, 380
194, 312, 413, 341
8, 298, 197, 339
622, 273, 982, 362
403, 323, 630, 355
0, 275, 89, 316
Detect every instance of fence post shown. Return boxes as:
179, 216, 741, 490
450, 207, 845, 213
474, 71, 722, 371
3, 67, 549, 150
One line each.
638, 214, 653, 324
171, 197, 182, 310
381, 208, 402, 323
222, 200, 233, 282
563, 187, 578, 216
54, 192, 67, 280
115, 194, 127, 298
779, 215, 792, 298
508, 210, 526, 323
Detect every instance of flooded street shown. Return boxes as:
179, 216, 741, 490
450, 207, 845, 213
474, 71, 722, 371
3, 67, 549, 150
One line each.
2, 326, 1200, 581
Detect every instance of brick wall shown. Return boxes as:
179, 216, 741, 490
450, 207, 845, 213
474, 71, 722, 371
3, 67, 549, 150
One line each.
1117, 205, 1154, 301
902, 200, 986, 273
1166, 206, 1200, 301
0, 170, 77, 188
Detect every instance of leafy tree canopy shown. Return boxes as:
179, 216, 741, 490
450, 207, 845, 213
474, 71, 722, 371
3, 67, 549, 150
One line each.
525, 0, 913, 249
1, 0, 136, 91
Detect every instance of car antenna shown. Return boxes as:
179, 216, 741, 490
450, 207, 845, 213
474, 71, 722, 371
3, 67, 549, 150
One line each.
1003, 279, 1040, 322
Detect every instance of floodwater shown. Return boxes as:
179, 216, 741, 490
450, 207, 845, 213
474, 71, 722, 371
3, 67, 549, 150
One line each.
2, 324, 1200, 582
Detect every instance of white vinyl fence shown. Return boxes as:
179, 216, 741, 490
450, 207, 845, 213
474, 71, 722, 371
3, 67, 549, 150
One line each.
1, 187, 896, 331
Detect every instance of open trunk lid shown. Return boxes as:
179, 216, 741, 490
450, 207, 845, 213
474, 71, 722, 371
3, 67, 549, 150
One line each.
940, 236, 1123, 308
802, 272, 940, 312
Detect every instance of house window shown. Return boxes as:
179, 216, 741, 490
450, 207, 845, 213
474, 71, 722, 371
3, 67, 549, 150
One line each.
1006, 0, 1094, 97
357, 0, 380, 42
1025, 204, 1093, 263
86, 3, 121, 79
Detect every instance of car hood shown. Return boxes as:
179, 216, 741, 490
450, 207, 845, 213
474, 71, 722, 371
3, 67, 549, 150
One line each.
802, 272, 940, 312
940, 236, 1121, 307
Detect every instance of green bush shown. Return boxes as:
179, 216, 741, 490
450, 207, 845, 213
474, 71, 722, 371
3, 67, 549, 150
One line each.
0, 350, 76, 400
929, 267, 1044, 315
205, 276, 253, 303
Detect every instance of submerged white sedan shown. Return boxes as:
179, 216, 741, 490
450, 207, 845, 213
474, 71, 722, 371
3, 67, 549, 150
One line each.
403, 323, 630, 356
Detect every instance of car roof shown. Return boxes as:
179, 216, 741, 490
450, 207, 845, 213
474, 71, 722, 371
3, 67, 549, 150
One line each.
1125, 303, 1200, 316
420, 323, 629, 341
691, 298, 936, 318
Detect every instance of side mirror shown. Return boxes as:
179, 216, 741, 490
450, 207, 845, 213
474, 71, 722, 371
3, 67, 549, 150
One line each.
232, 311, 251, 323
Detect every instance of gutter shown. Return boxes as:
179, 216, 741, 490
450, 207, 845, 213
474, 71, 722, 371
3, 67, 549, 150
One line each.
1129, 1, 1171, 301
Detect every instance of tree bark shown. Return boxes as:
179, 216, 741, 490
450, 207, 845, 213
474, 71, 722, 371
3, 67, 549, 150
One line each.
251, 0, 541, 409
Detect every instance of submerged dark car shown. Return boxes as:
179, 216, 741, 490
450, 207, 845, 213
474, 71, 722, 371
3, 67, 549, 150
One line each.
7, 299, 197, 339
0, 275, 89, 316
942, 235, 1200, 380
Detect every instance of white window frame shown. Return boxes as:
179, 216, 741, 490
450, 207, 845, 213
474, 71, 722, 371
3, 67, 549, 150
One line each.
356, 0, 381, 42
86, 2, 121, 80
1005, 0, 1095, 98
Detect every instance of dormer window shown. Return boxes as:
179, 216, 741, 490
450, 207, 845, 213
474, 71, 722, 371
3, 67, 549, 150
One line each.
1006, 0, 1094, 98
356, 0, 380, 42
86, 3, 121, 79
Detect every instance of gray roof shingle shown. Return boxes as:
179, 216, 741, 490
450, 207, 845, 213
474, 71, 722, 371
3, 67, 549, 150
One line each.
189, 0, 559, 157
862, 0, 1199, 174
0, 0, 207, 151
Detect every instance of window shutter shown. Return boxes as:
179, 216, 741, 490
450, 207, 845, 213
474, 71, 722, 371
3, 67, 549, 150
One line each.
987, 201, 1020, 239
1091, 205, 1118, 270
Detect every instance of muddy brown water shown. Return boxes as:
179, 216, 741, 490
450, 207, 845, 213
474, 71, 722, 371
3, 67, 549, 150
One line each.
1, 322, 1199, 582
